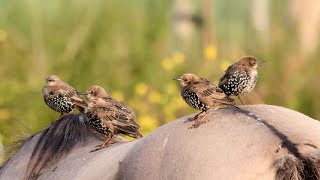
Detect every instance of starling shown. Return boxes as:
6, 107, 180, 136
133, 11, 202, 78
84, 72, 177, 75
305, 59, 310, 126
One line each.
84, 86, 142, 151
42, 75, 87, 116
174, 73, 235, 128
85, 85, 135, 117
218, 56, 259, 105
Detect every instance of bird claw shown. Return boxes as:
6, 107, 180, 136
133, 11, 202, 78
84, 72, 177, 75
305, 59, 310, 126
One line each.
90, 144, 105, 152
200, 119, 208, 124
184, 117, 196, 123
90, 147, 103, 152
90, 145, 108, 152
90, 142, 112, 152
91, 139, 117, 152
95, 144, 104, 148
188, 123, 200, 129
188, 115, 208, 129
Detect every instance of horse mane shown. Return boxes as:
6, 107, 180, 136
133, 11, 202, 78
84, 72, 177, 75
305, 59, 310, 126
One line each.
22, 114, 98, 179
273, 149, 320, 180
0, 127, 36, 174
273, 154, 304, 180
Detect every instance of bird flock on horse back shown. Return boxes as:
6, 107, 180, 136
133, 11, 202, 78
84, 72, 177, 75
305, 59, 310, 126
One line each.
42, 56, 262, 150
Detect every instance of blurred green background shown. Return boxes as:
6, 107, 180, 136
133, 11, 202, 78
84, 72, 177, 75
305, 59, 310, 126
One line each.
0, 0, 320, 149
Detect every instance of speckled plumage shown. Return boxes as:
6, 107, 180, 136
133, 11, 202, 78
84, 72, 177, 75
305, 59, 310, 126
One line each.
44, 92, 73, 113
218, 56, 258, 104
175, 73, 235, 128
42, 75, 86, 116
85, 86, 142, 150
85, 85, 136, 123
181, 90, 209, 111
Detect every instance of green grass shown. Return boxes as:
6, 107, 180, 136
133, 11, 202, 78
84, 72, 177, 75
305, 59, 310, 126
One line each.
0, 0, 319, 147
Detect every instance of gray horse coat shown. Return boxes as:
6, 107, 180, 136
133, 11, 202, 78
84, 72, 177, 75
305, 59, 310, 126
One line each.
1, 105, 320, 180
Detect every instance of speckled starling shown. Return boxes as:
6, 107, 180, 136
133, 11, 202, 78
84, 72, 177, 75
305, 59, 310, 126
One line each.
42, 75, 86, 116
174, 73, 235, 128
85, 85, 135, 118
84, 86, 142, 151
218, 56, 259, 105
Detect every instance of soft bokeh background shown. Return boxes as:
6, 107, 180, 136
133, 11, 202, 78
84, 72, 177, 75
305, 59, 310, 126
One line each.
0, 0, 320, 151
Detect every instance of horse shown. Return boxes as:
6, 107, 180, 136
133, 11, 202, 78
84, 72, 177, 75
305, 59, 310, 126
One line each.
1, 105, 320, 180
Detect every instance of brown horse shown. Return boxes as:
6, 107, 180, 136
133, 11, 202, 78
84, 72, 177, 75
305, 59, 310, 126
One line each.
1, 105, 320, 180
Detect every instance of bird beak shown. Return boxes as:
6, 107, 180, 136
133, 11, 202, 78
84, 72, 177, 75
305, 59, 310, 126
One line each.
79, 92, 89, 95
258, 60, 266, 65
172, 78, 182, 81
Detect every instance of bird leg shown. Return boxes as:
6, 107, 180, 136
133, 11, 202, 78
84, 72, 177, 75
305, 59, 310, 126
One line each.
98, 135, 113, 148
238, 96, 244, 105
91, 135, 114, 152
184, 110, 204, 123
199, 112, 208, 124
189, 111, 208, 129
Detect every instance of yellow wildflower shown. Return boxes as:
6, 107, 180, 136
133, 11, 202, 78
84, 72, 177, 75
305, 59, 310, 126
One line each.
148, 91, 163, 104
138, 115, 158, 132
204, 45, 217, 61
135, 82, 148, 96
161, 57, 174, 71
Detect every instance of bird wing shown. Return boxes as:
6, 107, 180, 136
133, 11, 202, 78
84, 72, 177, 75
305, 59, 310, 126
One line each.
103, 97, 139, 128
104, 98, 135, 115
57, 83, 87, 110
191, 80, 235, 106
218, 63, 249, 87
96, 104, 141, 137
89, 106, 115, 133
57, 82, 79, 98
218, 65, 234, 86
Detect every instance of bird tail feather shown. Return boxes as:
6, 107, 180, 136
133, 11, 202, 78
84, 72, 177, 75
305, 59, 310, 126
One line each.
115, 124, 143, 139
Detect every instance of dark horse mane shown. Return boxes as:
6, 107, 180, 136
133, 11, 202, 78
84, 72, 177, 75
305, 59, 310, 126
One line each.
1, 114, 99, 179
26, 114, 99, 179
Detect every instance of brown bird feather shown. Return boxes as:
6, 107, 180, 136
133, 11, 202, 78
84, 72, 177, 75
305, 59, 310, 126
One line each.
218, 56, 259, 105
85, 86, 142, 151
174, 73, 235, 128
42, 75, 87, 116
85, 85, 138, 128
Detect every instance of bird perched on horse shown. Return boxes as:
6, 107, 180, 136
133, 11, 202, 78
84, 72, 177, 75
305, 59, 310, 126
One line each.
84, 85, 142, 151
218, 56, 262, 105
42, 75, 87, 117
174, 73, 235, 128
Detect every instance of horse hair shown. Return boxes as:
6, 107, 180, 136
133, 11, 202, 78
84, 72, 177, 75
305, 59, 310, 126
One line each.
273, 150, 320, 180
23, 113, 99, 179
273, 154, 304, 180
